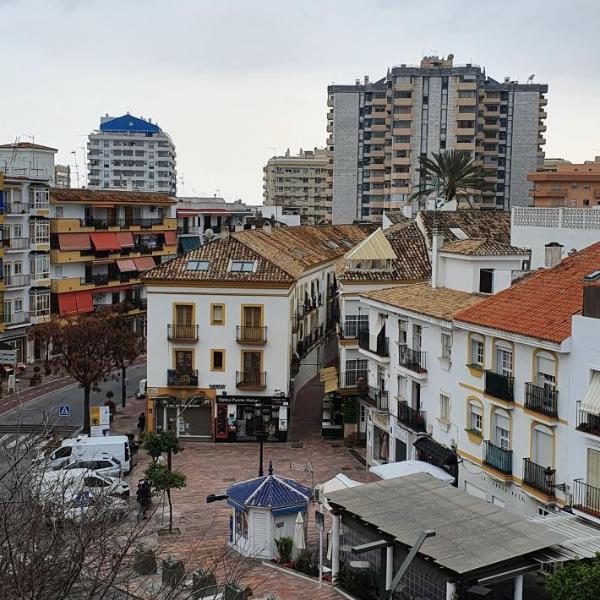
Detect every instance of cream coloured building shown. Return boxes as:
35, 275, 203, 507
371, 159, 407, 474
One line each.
263, 148, 331, 225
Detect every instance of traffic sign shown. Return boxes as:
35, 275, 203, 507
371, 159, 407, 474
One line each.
58, 405, 71, 417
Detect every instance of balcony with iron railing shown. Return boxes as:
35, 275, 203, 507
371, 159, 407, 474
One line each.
341, 321, 367, 340
398, 344, 427, 374
5, 201, 30, 215
167, 324, 199, 342
167, 369, 198, 387
396, 400, 427, 432
358, 329, 389, 358
366, 386, 389, 411
522, 458, 555, 497
576, 402, 600, 437
236, 371, 267, 390
4, 274, 31, 288
236, 326, 267, 344
524, 382, 558, 418
484, 370, 514, 402
4, 311, 30, 327
483, 440, 512, 476
81, 217, 166, 229
3, 237, 29, 250
338, 370, 368, 392
573, 479, 600, 518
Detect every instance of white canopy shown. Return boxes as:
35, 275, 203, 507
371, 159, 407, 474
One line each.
581, 371, 600, 415
369, 460, 455, 484
317, 473, 362, 497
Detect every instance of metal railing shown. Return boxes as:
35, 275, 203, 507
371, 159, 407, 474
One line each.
484, 370, 514, 402
341, 321, 367, 340
367, 386, 388, 411
573, 479, 600, 518
236, 371, 267, 389
576, 402, 600, 436
397, 400, 427, 432
4, 312, 30, 326
483, 440, 512, 475
398, 345, 427, 373
167, 324, 199, 342
358, 329, 370, 351
338, 370, 368, 391
3, 237, 29, 250
4, 274, 31, 288
525, 382, 558, 418
523, 458, 555, 496
236, 326, 267, 344
81, 217, 165, 229
166, 369, 198, 387
5, 201, 30, 214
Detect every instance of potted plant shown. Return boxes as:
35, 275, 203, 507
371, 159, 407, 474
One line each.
274, 536, 293, 566
161, 556, 184, 587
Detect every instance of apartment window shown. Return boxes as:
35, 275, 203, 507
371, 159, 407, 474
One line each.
468, 400, 483, 434
30, 220, 50, 243
495, 342, 513, 376
535, 351, 556, 391
439, 394, 450, 422
532, 424, 553, 468
398, 319, 407, 345
30, 255, 49, 278
174, 304, 194, 326
441, 332, 452, 358
185, 260, 210, 271
571, 183, 577, 190
470, 334, 485, 367
14, 261, 23, 275
412, 324, 422, 351
492, 409, 510, 450
174, 350, 193, 374
14, 298, 23, 313
229, 260, 255, 272
211, 349, 225, 371
479, 268, 494, 294
30, 291, 50, 316
210, 303, 225, 325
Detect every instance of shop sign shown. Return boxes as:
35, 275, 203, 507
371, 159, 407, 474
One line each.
209, 384, 227, 389
216, 396, 289, 406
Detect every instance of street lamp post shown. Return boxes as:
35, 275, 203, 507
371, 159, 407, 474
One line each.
255, 431, 269, 477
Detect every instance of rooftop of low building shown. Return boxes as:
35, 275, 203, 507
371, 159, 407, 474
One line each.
50, 188, 175, 205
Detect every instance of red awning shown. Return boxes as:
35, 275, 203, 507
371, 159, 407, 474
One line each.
116, 232, 134, 247
58, 293, 78, 316
90, 232, 121, 251
117, 259, 137, 273
58, 233, 91, 251
133, 256, 156, 271
164, 231, 176, 245
75, 292, 94, 313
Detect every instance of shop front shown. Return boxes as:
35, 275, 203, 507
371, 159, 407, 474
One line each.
215, 395, 290, 443
153, 393, 214, 441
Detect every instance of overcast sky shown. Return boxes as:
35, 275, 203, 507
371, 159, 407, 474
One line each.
1, 0, 599, 203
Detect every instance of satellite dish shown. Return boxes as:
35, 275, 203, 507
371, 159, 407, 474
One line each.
527, 74, 535, 83
204, 228, 214, 240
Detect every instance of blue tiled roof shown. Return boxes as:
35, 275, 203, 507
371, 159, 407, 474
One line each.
100, 114, 161, 133
227, 473, 311, 509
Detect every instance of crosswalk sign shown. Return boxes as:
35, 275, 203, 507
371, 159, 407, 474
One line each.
58, 405, 70, 417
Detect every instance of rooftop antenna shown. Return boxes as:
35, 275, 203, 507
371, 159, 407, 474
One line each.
70, 151, 80, 188
78, 146, 87, 187
527, 74, 535, 83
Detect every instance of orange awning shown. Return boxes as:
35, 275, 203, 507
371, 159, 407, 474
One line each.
58, 293, 78, 316
91, 204, 114, 208
117, 259, 137, 273
90, 232, 121, 251
116, 232, 134, 247
164, 231, 176, 246
133, 256, 156, 271
58, 233, 91, 251
75, 292, 94, 313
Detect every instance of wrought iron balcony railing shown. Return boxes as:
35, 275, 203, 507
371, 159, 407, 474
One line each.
524, 382, 558, 418
523, 458, 555, 496
484, 370, 514, 402
398, 345, 427, 373
236, 326, 267, 344
396, 401, 426, 432
167, 324, 199, 342
236, 371, 267, 389
167, 369, 198, 387
483, 440, 512, 475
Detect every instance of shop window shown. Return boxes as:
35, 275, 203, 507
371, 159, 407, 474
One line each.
210, 303, 225, 325
211, 350, 225, 372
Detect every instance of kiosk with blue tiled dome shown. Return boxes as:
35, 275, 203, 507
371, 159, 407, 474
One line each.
226, 462, 312, 559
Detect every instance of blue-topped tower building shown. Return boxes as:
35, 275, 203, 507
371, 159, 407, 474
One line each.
87, 113, 176, 195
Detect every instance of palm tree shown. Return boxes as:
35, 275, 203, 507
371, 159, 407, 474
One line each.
410, 150, 494, 208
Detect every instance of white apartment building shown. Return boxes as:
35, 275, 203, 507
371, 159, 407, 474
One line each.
87, 114, 176, 195
142, 224, 369, 442
0, 142, 55, 363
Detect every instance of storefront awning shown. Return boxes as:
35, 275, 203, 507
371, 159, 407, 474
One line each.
320, 366, 339, 394
58, 233, 91, 251
58, 293, 78, 316
117, 259, 137, 273
90, 232, 121, 252
581, 371, 600, 415
133, 256, 156, 271
75, 291, 94, 313
413, 436, 457, 466
116, 232, 134, 247
164, 230, 177, 246
180, 236, 201, 252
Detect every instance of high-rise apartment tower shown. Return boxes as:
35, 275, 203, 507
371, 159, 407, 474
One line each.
327, 55, 548, 223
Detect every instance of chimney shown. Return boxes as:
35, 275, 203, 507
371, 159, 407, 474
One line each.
431, 229, 444, 289
221, 228, 230, 240
263, 222, 272, 235
364, 75, 369, 85
544, 243, 563, 268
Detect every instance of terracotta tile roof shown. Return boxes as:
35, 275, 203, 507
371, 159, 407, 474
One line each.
142, 236, 294, 285
441, 238, 530, 256
417, 210, 511, 249
454, 242, 600, 343
0, 142, 57, 151
384, 210, 409, 225
361, 283, 483, 321
234, 224, 373, 279
335, 222, 431, 282
50, 188, 175, 205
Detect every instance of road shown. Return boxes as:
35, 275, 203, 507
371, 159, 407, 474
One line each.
0, 363, 147, 432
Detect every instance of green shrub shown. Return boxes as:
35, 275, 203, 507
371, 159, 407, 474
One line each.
274, 536, 293, 564
546, 555, 600, 600
294, 549, 319, 577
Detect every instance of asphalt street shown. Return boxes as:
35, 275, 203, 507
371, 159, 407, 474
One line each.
0, 363, 147, 432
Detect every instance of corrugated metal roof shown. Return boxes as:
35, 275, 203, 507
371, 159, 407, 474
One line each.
345, 228, 397, 261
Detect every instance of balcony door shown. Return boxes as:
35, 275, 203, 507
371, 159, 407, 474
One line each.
411, 380, 421, 411
242, 306, 262, 328
532, 424, 553, 468
495, 344, 513, 377
175, 350, 193, 375
536, 352, 556, 391
493, 410, 510, 450
175, 304, 193, 326
242, 351, 261, 384
413, 324, 422, 352
587, 448, 600, 489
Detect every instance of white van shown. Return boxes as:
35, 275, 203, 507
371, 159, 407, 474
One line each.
37, 438, 78, 470
71, 435, 135, 474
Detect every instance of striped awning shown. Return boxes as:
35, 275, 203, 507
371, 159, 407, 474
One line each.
581, 371, 600, 415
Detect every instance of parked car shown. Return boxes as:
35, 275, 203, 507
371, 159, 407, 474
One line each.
33, 438, 78, 470
50, 489, 129, 523
40, 469, 130, 501
61, 455, 123, 478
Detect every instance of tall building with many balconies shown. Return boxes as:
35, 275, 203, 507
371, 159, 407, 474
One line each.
263, 148, 332, 225
328, 55, 548, 223
87, 114, 176, 195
